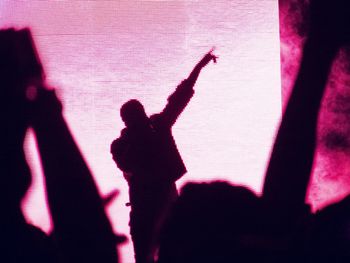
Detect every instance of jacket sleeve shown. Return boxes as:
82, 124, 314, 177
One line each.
159, 79, 195, 128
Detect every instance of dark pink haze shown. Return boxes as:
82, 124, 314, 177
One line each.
279, 0, 350, 210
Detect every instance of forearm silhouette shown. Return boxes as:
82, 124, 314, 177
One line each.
31, 88, 119, 263
263, 0, 350, 225
186, 49, 217, 88
161, 49, 217, 127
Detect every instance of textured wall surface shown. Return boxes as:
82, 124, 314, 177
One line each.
0, 1, 281, 262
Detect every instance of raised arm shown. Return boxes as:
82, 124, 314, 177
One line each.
185, 48, 218, 89
158, 49, 217, 127
262, 0, 350, 224
30, 87, 119, 263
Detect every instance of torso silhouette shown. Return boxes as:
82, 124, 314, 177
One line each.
111, 80, 194, 263
111, 80, 194, 189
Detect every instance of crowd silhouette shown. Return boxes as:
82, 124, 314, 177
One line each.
3, 0, 350, 262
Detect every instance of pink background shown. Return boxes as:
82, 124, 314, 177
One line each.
1, 1, 281, 262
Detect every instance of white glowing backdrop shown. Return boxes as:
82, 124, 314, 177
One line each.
0, 1, 281, 262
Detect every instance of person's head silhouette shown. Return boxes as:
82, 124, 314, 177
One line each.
120, 99, 149, 128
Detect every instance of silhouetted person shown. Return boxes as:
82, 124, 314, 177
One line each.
111, 50, 217, 263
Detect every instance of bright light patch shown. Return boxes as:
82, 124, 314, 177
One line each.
1, 1, 281, 262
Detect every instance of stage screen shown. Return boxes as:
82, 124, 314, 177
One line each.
1, 1, 281, 261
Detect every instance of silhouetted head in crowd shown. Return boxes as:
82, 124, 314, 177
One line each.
158, 181, 263, 263
120, 99, 149, 128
